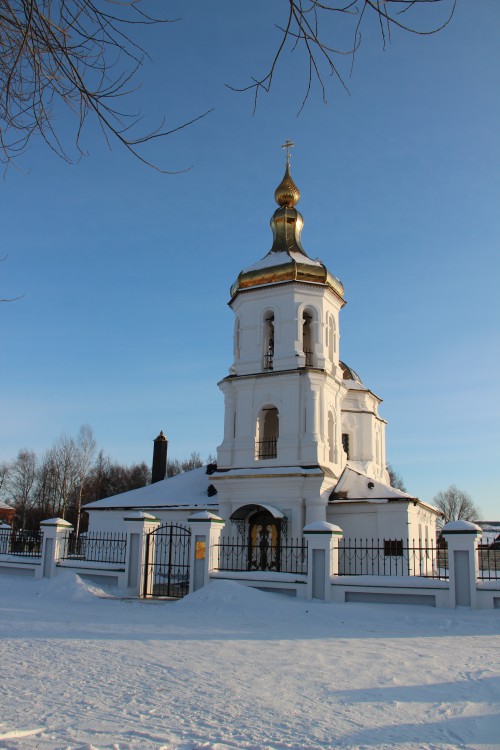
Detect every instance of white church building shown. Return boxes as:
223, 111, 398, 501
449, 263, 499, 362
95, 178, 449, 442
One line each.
84, 149, 440, 551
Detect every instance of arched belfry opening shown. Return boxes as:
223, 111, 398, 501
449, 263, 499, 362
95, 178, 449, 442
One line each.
255, 406, 279, 459
302, 310, 313, 366
263, 312, 274, 371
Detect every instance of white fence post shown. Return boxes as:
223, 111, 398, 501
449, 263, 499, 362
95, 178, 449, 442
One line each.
40, 518, 73, 579
303, 521, 343, 601
123, 511, 161, 597
187, 511, 225, 594
442, 520, 481, 609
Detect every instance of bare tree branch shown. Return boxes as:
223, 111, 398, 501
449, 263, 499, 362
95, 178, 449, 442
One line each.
228, 0, 457, 114
1, 1, 458, 169
0, 1, 211, 171
0, 255, 24, 301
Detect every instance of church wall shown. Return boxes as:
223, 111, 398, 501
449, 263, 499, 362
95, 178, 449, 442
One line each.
326, 502, 413, 541
214, 473, 326, 539
407, 503, 439, 542
341, 396, 388, 481
86, 508, 209, 534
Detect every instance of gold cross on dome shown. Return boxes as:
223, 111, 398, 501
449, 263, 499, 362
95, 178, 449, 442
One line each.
282, 139, 295, 166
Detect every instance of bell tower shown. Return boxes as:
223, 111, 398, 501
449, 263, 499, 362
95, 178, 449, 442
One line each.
218, 144, 348, 471
213, 145, 351, 533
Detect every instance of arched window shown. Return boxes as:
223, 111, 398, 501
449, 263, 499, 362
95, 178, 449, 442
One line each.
328, 411, 335, 463
256, 406, 279, 459
263, 312, 274, 371
342, 433, 350, 459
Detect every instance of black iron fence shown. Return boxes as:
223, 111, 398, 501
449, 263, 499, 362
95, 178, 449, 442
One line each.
477, 538, 500, 581
0, 528, 43, 558
256, 438, 277, 460
338, 538, 448, 579
61, 531, 127, 565
263, 353, 274, 371
216, 537, 307, 575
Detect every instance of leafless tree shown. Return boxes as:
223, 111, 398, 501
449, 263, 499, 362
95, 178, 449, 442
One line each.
1, 1, 456, 168
387, 464, 406, 492
433, 485, 481, 525
81, 454, 150, 502
166, 451, 206, 478
5, 449, 37, 528
73, 424, 96, 536
45, 433, 80, 519
0, 461, 11, 494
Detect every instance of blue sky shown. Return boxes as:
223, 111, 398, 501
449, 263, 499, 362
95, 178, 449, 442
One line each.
1, 1, 499, 518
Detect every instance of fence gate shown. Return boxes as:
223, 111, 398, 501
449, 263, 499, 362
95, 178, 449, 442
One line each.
143, 524, 191, 598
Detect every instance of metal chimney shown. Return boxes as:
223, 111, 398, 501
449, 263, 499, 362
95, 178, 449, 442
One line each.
151, 430, 168, 483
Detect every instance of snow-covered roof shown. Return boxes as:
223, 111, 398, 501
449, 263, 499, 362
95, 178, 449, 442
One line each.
342, 379, 367, 391
477, 523, 500, 544
242, 249, 324, 273
478, 521, 500, 531
83, 467, 215, 511
330, 466, 441, 515
442, 520, 481, 533
331, 466, 416, 503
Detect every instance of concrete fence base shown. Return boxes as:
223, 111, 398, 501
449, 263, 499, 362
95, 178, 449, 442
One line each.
0, 517, 498, 609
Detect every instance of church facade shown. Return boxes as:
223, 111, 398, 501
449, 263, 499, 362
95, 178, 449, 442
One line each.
85, 150, 439, 548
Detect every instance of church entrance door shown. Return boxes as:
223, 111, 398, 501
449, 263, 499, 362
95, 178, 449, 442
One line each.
248, 510, 282, 572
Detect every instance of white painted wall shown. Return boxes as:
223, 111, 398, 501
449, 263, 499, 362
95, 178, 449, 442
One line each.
87, 508, 198, 534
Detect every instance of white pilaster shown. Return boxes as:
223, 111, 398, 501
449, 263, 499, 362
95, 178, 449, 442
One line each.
442, 520, 481, 609
40, 518, 73, 579
123, 511, 161, 597
303, 521, 343, 601
188, 511, 225, 593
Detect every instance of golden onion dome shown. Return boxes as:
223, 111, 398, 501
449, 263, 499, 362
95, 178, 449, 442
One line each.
274, 163, 300, 207
230, 153, 345, 302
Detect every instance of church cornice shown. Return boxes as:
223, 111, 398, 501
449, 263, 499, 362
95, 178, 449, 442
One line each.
211, 471, 324, 481
218, 367, 346, 388
341, 408, 387, 424
212, 466, 325, 482
211, 464, 336, 482
343, 387, 383, 404
229, 278, 346, 308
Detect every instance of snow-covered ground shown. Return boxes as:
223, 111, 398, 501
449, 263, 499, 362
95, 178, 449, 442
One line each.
0, 572, 499, 750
